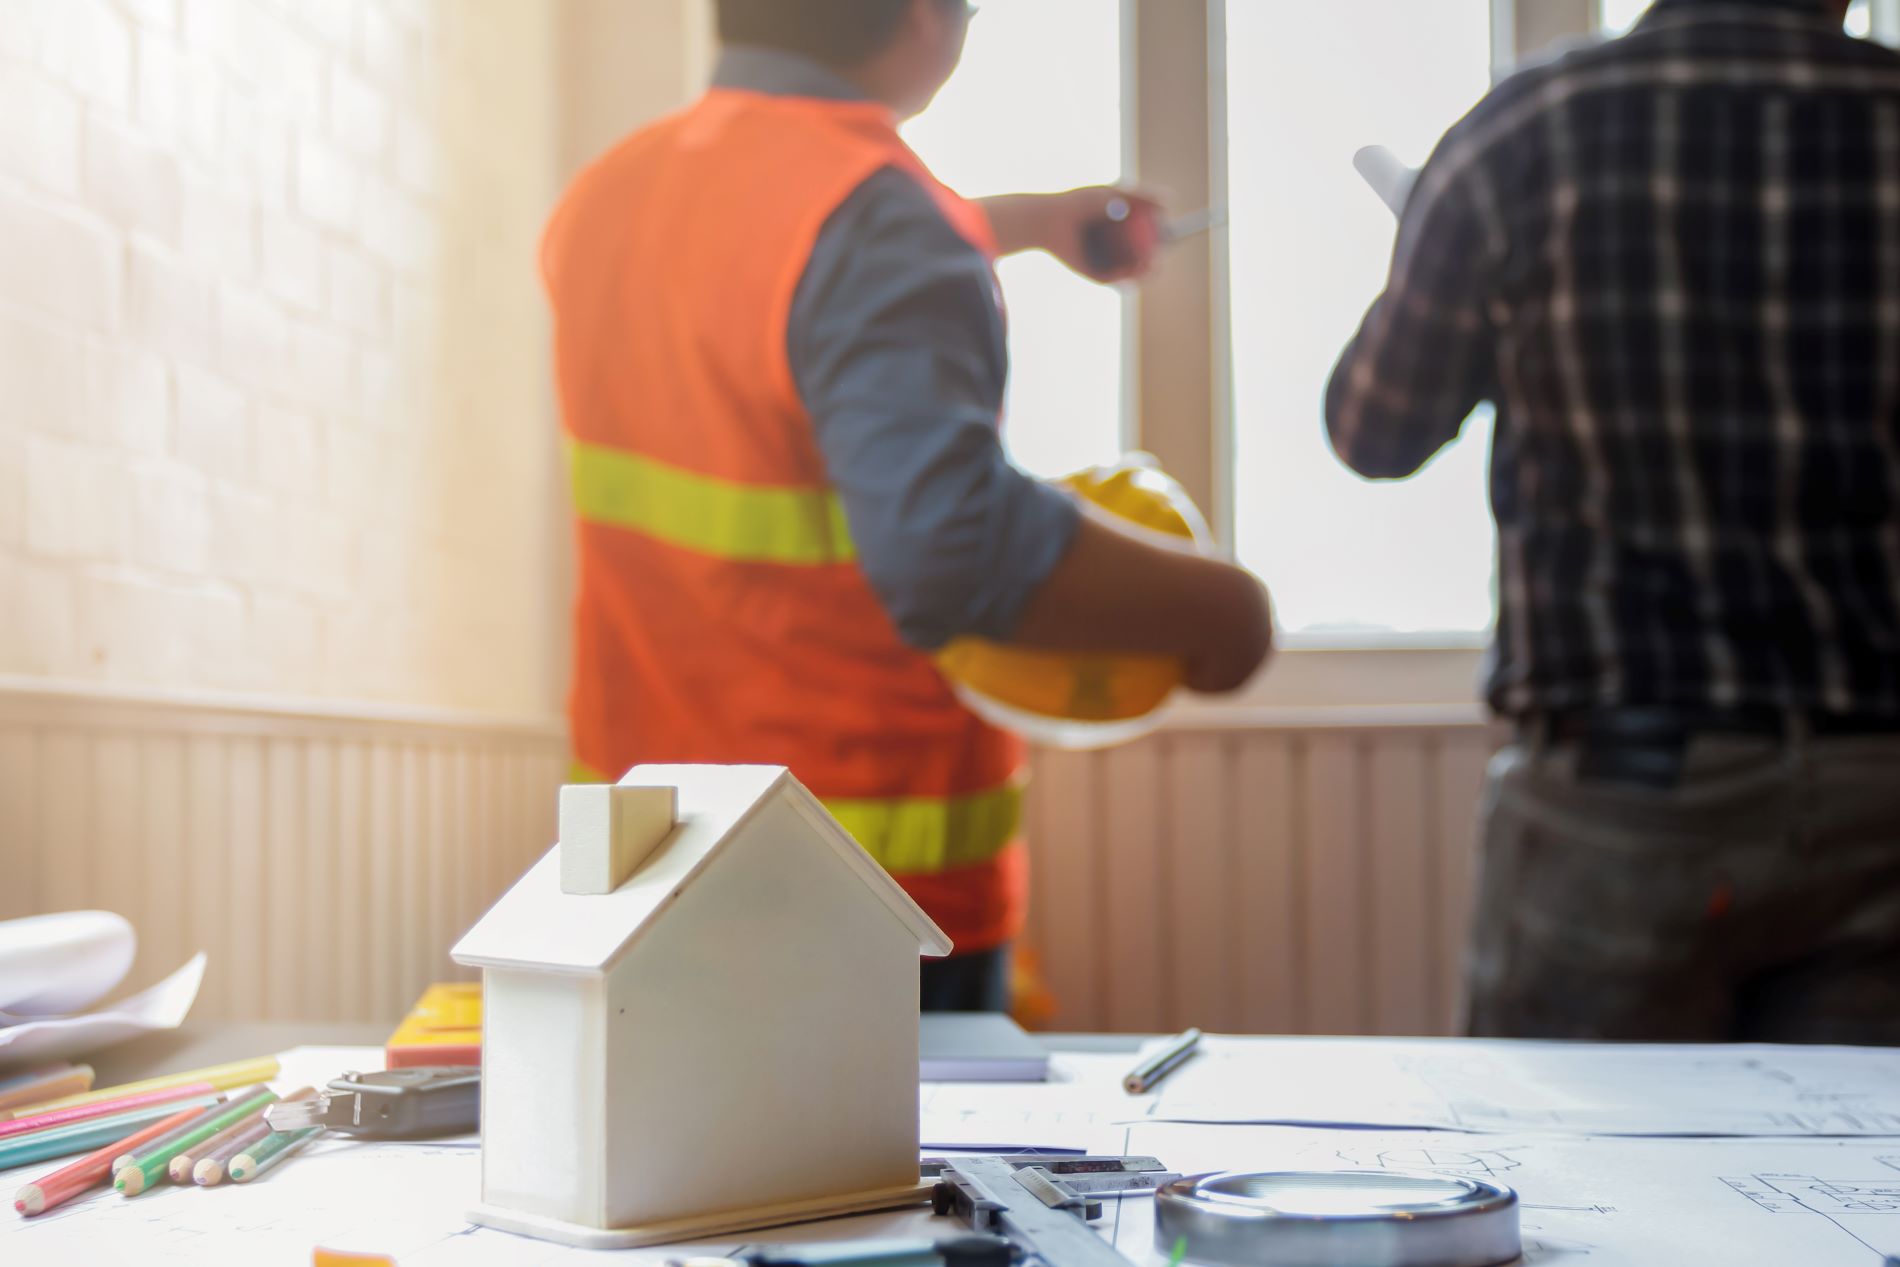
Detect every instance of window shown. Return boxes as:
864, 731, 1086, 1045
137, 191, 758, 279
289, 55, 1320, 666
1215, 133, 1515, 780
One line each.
1225, 0, 1498, 641
903, 6, 1125, 481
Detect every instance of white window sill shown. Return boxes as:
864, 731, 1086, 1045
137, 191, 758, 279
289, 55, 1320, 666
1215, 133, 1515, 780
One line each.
1156, 643, 1495, 731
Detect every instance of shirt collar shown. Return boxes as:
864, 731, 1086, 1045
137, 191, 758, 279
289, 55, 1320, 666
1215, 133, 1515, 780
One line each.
712, 45, 873, 103
1643, 0, 1838, 19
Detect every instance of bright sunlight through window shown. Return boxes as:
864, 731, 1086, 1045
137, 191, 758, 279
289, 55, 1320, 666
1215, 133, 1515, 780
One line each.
1227, 0, 1497, 640
903, 5, 1124, 481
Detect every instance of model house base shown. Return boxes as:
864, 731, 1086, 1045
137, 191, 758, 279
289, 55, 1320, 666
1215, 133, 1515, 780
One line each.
468, 1181, 935, 1250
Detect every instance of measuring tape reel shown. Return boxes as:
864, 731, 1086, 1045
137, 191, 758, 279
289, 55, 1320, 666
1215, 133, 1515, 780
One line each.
1155, 1170, 1521, 1267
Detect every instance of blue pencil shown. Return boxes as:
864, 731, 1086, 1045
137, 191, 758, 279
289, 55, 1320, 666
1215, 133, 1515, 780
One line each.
0, 1095, 224, 1171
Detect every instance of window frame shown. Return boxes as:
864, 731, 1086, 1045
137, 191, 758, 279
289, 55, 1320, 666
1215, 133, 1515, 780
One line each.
1127, 0, 1532, 717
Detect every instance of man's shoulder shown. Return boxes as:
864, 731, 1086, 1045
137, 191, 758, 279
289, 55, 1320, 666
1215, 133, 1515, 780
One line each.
1444, 37, 1613, 164
819, 165, 986, 267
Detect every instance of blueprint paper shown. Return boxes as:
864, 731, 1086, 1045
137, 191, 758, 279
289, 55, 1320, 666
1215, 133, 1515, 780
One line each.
13, 1110, 1885, 1266
1147, 1036, 1900, 1136
922, 1053, 1146, 1151
1114, 1121, 1900, 1267
9, 1040, 1900, 1264
0, 953, 205, 1066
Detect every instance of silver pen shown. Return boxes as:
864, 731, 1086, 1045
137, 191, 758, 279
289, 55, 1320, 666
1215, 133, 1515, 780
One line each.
1123, 1027, 1202, 1094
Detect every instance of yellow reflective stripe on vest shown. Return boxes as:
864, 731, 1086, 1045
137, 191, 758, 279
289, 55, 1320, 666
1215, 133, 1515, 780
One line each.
570, 440, 855, 565
820, 781, 1022, 874
566, 758, 1020, 874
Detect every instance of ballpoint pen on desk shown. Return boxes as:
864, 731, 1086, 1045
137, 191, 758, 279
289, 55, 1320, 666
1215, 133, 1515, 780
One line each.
1123, 1028, 1203, 1094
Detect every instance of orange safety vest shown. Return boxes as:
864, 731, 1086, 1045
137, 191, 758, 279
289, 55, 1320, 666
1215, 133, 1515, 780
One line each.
542, 86, 1027, 953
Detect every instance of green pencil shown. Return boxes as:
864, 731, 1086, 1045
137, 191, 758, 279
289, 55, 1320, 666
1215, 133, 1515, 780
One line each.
226, 1127, 319, 1182
0, 1095, 224, 1172
113, 1086, 278, 1196
109, 1095, 231, 1172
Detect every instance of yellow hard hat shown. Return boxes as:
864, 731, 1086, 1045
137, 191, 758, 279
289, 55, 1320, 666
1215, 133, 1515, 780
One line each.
936, 454, 1212, 750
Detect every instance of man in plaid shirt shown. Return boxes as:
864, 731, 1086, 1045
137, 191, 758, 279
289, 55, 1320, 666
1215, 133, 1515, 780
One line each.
1327, 0, 1900, 1043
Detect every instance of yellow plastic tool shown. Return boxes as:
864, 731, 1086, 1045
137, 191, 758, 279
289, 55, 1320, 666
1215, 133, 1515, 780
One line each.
385, 982, 482, 1068
936, 454, 1212, 750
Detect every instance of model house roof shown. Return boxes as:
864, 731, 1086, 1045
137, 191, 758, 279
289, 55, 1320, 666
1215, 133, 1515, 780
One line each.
451, 764, 952, 975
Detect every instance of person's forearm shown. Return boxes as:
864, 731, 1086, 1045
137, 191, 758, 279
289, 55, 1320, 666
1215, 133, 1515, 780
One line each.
975, 194, 1055, 258
1007, 510, 1273, 694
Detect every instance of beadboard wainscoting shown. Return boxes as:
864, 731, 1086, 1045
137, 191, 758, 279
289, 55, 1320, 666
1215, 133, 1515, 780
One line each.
0, 680, 1502, 1037
0, 678, 566, 1025
1020, 717, 1505, 1037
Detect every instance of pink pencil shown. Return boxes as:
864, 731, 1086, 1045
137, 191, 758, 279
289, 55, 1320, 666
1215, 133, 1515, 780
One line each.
0, 1082, 217, 1142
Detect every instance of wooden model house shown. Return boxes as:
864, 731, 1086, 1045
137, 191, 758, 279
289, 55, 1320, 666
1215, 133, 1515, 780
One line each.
450, 764, 953, 1249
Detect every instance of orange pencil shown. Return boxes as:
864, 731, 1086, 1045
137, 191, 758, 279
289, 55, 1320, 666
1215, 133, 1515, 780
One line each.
13, 1104, 203, 1217
0, 1065, 94, 1114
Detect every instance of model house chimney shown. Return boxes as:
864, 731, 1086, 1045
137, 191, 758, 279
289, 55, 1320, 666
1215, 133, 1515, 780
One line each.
559, 783, 678, 895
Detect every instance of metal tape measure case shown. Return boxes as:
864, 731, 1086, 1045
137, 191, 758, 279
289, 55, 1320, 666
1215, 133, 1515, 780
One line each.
1155, 1170, 1521, 1267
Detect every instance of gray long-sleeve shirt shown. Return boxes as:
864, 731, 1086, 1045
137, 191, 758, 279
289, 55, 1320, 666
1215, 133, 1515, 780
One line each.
715, 46, 1080, 650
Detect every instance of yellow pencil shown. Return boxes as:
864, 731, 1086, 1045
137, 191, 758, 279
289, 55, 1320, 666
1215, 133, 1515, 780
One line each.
3, 1057, 281, 1119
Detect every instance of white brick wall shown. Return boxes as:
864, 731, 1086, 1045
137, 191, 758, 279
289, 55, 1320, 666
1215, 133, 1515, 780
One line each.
0, 0, 569, 716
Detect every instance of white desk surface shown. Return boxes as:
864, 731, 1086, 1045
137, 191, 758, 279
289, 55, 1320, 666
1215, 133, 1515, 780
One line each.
6, 1031, 1900, 1266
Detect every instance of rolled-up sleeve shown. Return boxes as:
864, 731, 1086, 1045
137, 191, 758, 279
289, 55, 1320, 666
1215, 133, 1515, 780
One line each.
1325, 142, 1499, 480
790, 168, 1080, 650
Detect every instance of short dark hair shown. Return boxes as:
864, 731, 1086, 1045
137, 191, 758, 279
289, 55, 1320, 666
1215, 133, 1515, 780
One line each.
716, 0, 931, 68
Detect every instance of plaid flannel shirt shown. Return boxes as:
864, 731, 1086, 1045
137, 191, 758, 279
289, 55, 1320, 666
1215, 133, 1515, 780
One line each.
1326, 0, 1900, 720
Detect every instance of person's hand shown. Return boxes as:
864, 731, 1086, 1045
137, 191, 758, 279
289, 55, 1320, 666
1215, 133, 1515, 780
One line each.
1038, 186, 1165, 283
980, 188, 1166, 282
1182, 572, 1274, 694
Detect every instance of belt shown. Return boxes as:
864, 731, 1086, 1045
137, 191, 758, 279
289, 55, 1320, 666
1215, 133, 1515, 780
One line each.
1536, 706, 1900, 744
1525, 706, 1900, 789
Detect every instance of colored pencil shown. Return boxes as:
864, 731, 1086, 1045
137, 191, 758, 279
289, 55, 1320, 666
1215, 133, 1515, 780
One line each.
114, 1086, 278, 1196
6, 1056, 279, 1118
173, 1088, 311, 1185
13, 1105, 204, 1217
0, 1095, 222, 1172
0, 1081, 216, 1141
227, 1126, 320, 1183
0, 1065, 94, 1114
109, 1096, 231, 1171
190, 1114, 275, 1186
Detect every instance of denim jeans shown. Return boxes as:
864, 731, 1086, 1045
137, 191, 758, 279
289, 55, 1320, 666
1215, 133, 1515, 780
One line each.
1467, 730, 1900, 1043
